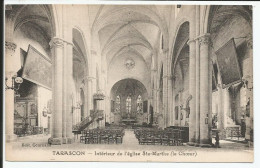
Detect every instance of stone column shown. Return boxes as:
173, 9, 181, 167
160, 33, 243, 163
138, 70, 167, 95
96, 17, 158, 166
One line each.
171, 84, 176, 126
223, 88, 231, 128
62, 42, 67, 144
199, 34, 212, 147
148, 96, 153, 124
5, 41, 17, 142
152, 88, 156, 112
245, 35, 253, 107
157, 88, 162, 127
217, 84, 224, 139
163, 50, 169, 128
167, 76, 173, 126
152, 69, 157, 113
195, 6, 201, 146
65, 41, 73, 144
156, 89, 160, 115
187, 38, 196, 145
178, 91, 182, 126
106, 96, 111, 123
48, 37, 64, 145
86, 76, 94, 111
187, 6, 197, 145
163, 75, 168, 128
245, 34, 253, 144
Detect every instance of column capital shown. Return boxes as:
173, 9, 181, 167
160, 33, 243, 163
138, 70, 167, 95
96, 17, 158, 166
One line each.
49, 37, 73, 48
5, 41, 17, 53
187, 38, 196, 45
49, 37, 64, 48
198, 33, 211, 46
246, 33, 253, 49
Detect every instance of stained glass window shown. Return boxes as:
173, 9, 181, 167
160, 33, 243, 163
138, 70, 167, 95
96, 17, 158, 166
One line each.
137, 95, 143, 113
126, 96, 131, 114
115, 95, 120, 113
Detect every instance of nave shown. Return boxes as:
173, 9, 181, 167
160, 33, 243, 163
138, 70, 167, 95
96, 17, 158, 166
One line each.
5, 4, 253, 162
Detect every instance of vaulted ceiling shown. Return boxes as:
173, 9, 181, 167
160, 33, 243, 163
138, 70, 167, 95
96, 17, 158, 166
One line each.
13, 5, 52, 42
91, 5, 167, 69
208, 5, 252, 39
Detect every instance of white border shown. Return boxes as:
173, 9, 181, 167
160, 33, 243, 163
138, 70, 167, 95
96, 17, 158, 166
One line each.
3, 1, 260, 168
3, 0, 260, 5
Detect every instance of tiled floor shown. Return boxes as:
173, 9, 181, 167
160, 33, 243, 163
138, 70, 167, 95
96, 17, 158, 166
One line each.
5, 129, 253, 162
10, 129, 253, 151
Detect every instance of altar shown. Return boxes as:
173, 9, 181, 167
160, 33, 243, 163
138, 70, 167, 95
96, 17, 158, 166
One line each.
119, 111, 135, 124
121, 118, 137, 125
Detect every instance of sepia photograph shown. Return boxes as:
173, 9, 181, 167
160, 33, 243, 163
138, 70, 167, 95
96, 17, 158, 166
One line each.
3, 1, 255, 163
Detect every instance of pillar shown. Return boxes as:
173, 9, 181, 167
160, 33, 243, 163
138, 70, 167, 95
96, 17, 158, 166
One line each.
199, 33, 212, 147
5, 41, 17, 142
148, 96, 153, 124
245, 34, 253, 144
163, 75, 168, 128
195, 6, 201, 146
178, 91, 182, 126
106, 96, 111, 124
171, 84, 176, 126
223, 88, 231, 128
217, 84, 224, 139
152, 69, 157, 114
187, 38, 196, 145
156, 89, 160, 115
62, 41, 67, 144
65, 40, 73, 143
48, 37, 64, 145
187, 6, 197, 145
167, 76, 173, 126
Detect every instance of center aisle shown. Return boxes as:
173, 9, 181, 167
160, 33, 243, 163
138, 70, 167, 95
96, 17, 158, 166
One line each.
122, 129, 139, 147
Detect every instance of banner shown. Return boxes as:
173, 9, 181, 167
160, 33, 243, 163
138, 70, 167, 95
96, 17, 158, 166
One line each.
215, 38, 242, 88
22, 45, 52, 90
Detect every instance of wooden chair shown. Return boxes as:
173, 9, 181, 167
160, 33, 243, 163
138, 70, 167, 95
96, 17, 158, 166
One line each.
161, 133, 169, 145
80, 130, 87, 143
116, 133, 123, 144
176, 130, 183, 146
85, 132, 93, 144
92, 133, 99, 144
153, 132, 162, 145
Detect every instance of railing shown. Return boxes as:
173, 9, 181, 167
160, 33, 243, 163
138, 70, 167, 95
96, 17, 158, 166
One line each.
224, 127, 243, 140
73, 116, 92, 132
73, 110, 104, 132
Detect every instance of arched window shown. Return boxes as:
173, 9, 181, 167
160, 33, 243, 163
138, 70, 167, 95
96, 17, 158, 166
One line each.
126, 96, 131, 114
137, 95, 143, 113
115, 95, 120, 113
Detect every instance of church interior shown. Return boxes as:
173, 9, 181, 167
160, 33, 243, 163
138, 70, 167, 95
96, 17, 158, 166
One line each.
5, 4, 253, 152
